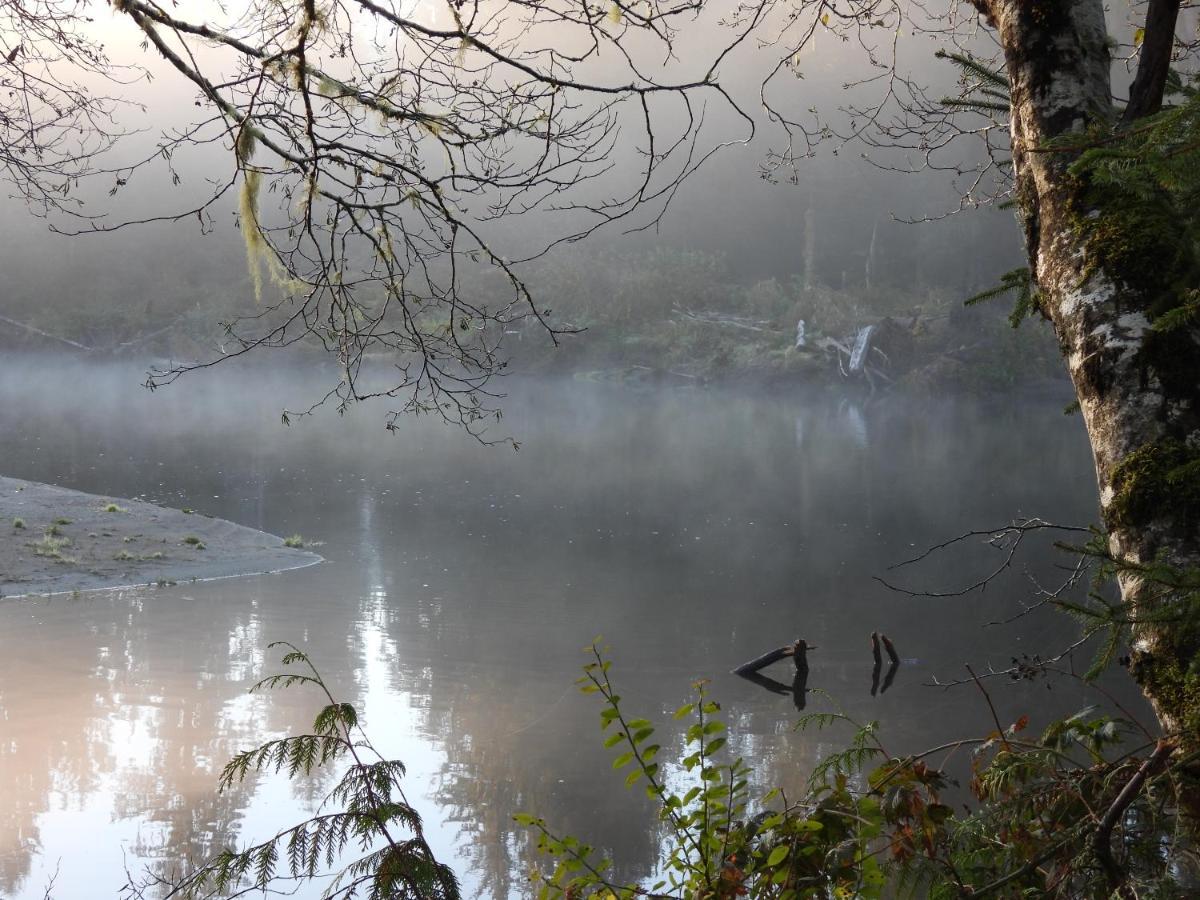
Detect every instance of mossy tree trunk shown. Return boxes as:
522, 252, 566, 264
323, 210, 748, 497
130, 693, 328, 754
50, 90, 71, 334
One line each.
982, 0, 1200, 802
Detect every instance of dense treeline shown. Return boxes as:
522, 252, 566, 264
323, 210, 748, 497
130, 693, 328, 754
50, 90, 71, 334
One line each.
0, 229, 1060, 391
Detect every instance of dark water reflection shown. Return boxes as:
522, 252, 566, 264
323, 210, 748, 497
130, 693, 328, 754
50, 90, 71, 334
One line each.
0, 357, 1150, 898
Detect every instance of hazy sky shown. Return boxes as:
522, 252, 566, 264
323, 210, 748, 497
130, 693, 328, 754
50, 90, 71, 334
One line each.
0, 1, 1027, 324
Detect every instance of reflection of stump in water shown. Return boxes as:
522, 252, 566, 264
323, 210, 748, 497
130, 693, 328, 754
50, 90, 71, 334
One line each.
734, 639, 812, 710
869, 632, 901, 696
735, 634, 900, 708
737, 664, 810, 710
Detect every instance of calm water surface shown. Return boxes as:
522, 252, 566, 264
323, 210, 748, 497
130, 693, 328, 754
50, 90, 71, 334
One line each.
0, 358, 1148, 898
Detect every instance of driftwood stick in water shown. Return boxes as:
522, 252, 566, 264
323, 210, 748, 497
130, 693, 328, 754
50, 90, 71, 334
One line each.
871, 631, 882, 667
734, 645, 793, 675
734, 639, 815, 676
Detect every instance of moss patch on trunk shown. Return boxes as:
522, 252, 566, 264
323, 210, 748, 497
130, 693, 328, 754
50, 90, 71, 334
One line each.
1106, 439, 1200, 531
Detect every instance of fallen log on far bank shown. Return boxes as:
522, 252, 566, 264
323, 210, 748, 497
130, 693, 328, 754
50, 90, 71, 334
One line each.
0, 313, 92, 352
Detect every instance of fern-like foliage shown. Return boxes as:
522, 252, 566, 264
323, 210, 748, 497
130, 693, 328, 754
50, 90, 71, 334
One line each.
164, 642, 459, 900
936, 49, 1010, 118
965, 267, 1040, 327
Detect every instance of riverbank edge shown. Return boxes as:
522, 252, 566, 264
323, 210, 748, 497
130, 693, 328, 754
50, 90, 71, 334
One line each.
0, 475, 323, 599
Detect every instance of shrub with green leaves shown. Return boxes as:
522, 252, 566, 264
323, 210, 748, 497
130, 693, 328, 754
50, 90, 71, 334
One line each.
517, 643, 890, 899
517, 643, 1194, 898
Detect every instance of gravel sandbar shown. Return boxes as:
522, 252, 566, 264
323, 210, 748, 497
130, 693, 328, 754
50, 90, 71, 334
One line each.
0, 476, 322, 598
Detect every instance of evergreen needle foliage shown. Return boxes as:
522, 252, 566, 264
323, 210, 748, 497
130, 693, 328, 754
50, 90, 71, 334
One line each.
965, 267, 1040, 328
936, 50, 1010, 118
162, 642, 459, 900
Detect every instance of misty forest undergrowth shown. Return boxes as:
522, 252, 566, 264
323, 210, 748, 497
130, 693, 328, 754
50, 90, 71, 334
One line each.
124, 531, 1200, 900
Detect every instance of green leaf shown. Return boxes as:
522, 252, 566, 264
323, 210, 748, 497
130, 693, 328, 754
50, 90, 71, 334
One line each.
767, 844, 790, 867
612, 751, 634, 770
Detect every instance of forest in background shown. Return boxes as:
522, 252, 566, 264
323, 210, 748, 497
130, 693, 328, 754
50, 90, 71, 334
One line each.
0, 198, 1064, 393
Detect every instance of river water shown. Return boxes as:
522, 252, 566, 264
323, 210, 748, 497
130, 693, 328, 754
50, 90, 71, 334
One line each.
0, 357, 1149, 898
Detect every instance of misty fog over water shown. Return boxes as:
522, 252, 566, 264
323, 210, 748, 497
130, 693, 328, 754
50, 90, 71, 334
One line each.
0, 357, 1150, 898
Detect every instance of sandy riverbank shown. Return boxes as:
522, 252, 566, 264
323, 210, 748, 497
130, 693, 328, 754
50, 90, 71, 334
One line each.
0, 476, 322, 598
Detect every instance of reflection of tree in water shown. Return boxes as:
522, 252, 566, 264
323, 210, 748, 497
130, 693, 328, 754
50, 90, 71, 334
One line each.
0, 569, 364, 897
352, 563, 669, 892
427, 674, 665, 895
0, 613, 114, 892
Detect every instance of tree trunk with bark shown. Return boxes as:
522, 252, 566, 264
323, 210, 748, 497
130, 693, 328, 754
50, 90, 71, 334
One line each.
983, 0, 1200, 806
